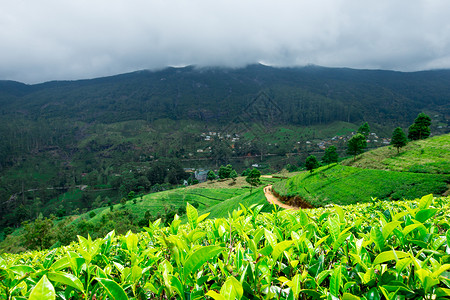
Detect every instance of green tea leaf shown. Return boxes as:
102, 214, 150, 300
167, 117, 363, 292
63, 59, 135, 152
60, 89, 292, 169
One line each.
206, 290, 226, 300
330, 266, 342, 297
170, 276, 185, 300
272, 240, 293, 262
415, 208, 438, 223
49, 257, 70, 271
197, 212, 210, 224
96, 278, 128, 300
291, 274, 302, 298
187, 202, 199, 229
436, 288, 450, 298
343, 293, 361, 300
332, 232, 351, 252
48, 271, 84, 291
335, 205, 345, 223
446, 229, 450, 249
220, 276, 243, 300
328, 215, 340, 242
432, 264, 450, 277
29, 275, 55, 300
418, 194, 433, 209
9, 265, 35, 277
373, 250, 409, 265
382, 221, 402, 240
401, 223, 424, 237
183, 245, 224, 280
370, 226, 384, 252
126, 232, 138, 253
298, 209, 309, 227
264, 229, 277, 247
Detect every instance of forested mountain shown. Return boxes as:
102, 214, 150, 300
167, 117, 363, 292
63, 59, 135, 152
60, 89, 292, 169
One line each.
1, 64, 450, 126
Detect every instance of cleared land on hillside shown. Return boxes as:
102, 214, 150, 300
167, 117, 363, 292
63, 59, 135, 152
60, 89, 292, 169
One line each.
342, 133, 450, 174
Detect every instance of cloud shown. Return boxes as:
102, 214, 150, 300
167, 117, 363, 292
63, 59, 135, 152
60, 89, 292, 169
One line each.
1, 0, 450, 83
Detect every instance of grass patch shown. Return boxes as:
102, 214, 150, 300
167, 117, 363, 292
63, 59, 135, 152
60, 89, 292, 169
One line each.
342, 133, 450, 174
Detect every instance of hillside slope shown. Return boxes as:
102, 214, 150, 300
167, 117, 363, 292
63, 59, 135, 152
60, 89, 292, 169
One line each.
342, 133, 450, 174
273, 134, 450, 206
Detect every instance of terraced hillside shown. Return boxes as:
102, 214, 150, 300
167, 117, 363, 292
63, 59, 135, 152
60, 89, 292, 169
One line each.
273, 134, 450, 207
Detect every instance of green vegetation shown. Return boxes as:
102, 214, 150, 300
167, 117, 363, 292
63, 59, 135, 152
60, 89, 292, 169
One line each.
322, 145, 339, 164
1, 195, 449, 299
347, 133, 367, 160
357, 121, 370, 137
305, 155, 320, 172
245, 169, 261, 194
408, 112, 432, 140
391, 127, 408, 153
273, 164, 449, 207
0, 187, 248, 253
343, 133, 450, 174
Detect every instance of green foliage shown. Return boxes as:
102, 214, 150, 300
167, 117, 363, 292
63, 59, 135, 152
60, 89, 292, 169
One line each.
322, 145, 339, 164
127, 191, 135, 200
218, 164, 233, 179
241, 168, 251, 176
245, 168, 261, 193
22, 215, 55, 250
1, 195, 450, 299
207, 170, 217, 181
274, 164, 449, 206
357, 121, 370, 137
408, 112, 432, 140
343, 133, 450, 174
285, 163, 299, 172
305, 155, 320, 172
391, 127, 408, 153
347, 133, 367, 160
230, 169, 238, 181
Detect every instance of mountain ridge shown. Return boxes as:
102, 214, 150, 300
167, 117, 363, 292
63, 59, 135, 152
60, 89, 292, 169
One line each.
1, 64, 449, 127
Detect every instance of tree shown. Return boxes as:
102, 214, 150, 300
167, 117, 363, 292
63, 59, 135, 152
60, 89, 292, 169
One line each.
207, 170, 216, 181
347, 133, 367, 161
391, 127, 408, 154
285, 164, 298, 172
305, 155, 319, 173
357, 122, 370, 138
127, 191, 135, 200
230, 169, 238, 182
241, 168, 251, 176
322, 145, 339, 164
408, 112, 431, 140
218, 164, 233, 179
22, 215, 55, 250
245, 168, 261, 194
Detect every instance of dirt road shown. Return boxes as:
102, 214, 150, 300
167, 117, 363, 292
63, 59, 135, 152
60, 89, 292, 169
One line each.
263, 185, 299, 210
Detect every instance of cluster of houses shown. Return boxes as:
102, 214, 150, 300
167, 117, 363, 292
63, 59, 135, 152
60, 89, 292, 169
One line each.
305, 132, 391, 150
200, 132, 240, 142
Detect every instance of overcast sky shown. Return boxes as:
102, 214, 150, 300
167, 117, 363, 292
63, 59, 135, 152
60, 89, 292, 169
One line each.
1, 0, 450, 83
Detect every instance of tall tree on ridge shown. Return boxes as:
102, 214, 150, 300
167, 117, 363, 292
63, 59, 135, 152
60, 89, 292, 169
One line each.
408, 113, 431, 140
391, 127, 408, 154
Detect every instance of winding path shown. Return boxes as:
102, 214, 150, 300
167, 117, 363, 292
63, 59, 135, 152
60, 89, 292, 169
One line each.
263, 185, 299, 210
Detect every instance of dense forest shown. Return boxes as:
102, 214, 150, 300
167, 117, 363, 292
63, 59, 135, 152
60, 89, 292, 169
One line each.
0, 65, 449, 232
